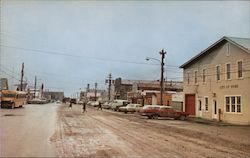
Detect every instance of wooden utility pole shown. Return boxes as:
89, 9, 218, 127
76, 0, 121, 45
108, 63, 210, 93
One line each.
34, 75, 37, 98
20, 62, 24, 91
106, 73, 112, 101
94, 83, 97, 101
159, 49, 166, 105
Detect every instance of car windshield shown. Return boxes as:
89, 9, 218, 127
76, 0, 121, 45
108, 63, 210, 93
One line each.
127, 104, 135, 107
142, 105, 160, 109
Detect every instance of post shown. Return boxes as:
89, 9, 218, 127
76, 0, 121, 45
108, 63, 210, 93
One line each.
159, 49, 166, 105
20, 62, 24, 91
94, 82, 97, 101
108, 73, 112, 101
34, 75, 37, 98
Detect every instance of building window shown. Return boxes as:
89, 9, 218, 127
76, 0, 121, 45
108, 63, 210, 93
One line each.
195, 71, 198, 84
226, 63, 231, 80
226, 43, 230, 56
205, 97, 208, 111
187, 72, 190, 85
237, 61, 243, 78
202, 69, 206, 83
216, 65, 220, 81
225, 96, 242, 113
226, 97, 230, 112
237, 97, 241, 113
198, 100, 202, 111
231, 97, 235, 112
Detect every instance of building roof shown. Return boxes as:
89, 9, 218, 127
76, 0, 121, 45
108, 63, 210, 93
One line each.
180, 36, 250, 68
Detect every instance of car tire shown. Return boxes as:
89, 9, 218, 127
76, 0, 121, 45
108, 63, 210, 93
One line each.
179, 115, 186, 121
152, 114, 158, 119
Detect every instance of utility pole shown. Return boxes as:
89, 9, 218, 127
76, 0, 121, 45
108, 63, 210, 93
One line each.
106, 73, 112, 101
94, 82, 97, 101
41, 83, 44, 99
20, 62, 24, 91
86, 84, 90, 93
159, 49, 166, 105
34, 75, 37, 98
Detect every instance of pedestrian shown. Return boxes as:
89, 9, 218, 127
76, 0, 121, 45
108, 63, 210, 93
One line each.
69, 99, 72, 109
98, 101, 102, 110
82, 101, 86, 113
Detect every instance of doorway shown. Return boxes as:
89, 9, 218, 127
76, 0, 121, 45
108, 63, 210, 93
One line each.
212, 100, 217, 119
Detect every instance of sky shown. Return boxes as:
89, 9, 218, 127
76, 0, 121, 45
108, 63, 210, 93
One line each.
0, 0, 249, 96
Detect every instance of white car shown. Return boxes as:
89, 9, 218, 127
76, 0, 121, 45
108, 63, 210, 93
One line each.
119, 104, 143, 113
110, 100, 130, 111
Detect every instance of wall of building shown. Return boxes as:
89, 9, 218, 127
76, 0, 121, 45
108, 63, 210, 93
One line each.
183, 42, 250, 124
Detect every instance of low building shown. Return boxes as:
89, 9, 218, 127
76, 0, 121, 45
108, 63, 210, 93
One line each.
180, 36, 250, 125
43, 91, 64, 101
114, 77, 183, 100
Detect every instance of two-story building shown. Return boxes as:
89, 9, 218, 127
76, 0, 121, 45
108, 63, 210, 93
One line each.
180, 36, 250, 125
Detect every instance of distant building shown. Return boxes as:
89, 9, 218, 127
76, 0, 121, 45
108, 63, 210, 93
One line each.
114, 78, 133, 100
180, 36, 250, 125
80, 89, 106, 101
114, 77, 183, 100
43, 91, 64, 101
0, 78, 8, 90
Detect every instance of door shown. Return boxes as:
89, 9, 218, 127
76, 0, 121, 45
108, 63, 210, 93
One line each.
198, 100, 202, 117
212, 100, 218, 119
185, 94, 195, 115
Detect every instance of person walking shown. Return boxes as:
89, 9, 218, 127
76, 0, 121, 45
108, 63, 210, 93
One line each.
69, 99, 72, 109
98, 101, 102, 110
82, 101, 86, 113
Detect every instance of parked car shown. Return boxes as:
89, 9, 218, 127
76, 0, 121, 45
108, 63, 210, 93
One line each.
138, 105, 162, 119
156, 106, 189, 120
90, 101, 99, 107
70, 98, 77, 104
103, 101, 112, 109
119, 104, 143, 113
110, 100, 130, 111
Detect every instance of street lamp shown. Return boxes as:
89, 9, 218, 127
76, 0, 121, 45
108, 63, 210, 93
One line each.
146, 49, 166, 105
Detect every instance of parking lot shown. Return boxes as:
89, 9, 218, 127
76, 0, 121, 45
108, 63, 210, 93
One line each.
52, 104, 250, 158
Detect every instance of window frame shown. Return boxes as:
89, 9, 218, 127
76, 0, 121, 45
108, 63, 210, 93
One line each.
202, 69, 206, 84
204, 97, 209, 112
236, 60, 243, 79
194, 70, 198, 85
186, 71, 190, 85
226, 43, 230, 56
225, 63, 231, 80
224, 95, 242, 114
215, 65, 221, 81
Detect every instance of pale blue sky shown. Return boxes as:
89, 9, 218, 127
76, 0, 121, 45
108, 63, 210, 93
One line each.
0, 0, 249, 96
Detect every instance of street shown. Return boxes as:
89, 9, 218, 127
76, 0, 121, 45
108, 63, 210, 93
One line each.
0, 103, 57, 157
1, 103, 250, 158
53, 104, 250, 158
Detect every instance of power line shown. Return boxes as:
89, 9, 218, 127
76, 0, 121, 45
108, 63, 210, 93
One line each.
0, 44, 180, 67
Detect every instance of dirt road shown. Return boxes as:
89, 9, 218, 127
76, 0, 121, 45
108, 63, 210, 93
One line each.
0, 103, 57, 157
53, 104, 250, 158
